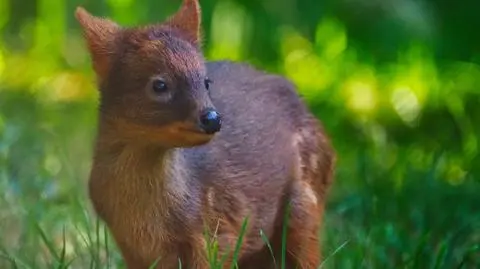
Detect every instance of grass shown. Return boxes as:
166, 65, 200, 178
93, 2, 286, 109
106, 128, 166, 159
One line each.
0, 91, 479, 269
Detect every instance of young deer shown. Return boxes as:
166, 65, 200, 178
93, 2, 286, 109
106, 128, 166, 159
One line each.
75, 0, 335, 268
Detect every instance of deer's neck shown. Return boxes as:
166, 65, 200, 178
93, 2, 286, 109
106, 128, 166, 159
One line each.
89, 126, 192, 225
89, 125, 201, 262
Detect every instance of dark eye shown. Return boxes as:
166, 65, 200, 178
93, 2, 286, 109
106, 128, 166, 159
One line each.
152, 78, 168, 94
204, 77, 213, 91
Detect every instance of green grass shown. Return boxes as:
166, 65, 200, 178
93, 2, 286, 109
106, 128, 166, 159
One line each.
0, 91, 479, 269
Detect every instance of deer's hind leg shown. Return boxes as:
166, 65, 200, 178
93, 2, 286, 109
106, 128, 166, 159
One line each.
284, 123, 335, 268
282, 180, 323, 269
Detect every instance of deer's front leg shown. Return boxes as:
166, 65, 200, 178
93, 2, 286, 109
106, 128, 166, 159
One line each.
186, 235, 211, 269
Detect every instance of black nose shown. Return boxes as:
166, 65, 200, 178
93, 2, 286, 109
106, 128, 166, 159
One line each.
199, 108, 222, 134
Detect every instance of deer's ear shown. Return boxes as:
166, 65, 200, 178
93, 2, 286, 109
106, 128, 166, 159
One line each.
75, 7, 120, 82
166, 0, 202, 45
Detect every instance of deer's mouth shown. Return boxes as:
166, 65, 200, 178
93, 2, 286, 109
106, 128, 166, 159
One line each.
178, 126, 215, 137
171, 126, 215, 147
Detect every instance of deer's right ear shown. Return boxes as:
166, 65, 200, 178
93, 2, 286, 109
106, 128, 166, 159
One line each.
75, 7, 120, 83
165, 0, 202, 46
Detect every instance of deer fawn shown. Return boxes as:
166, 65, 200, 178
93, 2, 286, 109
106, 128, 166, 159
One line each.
75, 0, 335, 268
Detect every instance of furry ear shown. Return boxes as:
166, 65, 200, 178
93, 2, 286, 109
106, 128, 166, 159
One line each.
75, 7, 120, 83
165, 0, 202, 45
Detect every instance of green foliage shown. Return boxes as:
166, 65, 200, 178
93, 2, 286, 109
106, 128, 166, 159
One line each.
0, 0, 479, 268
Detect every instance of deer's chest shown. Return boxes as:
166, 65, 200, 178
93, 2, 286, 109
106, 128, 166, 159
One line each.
95, 176, 203, 253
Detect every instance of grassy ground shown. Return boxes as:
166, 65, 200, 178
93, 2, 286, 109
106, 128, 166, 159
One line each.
0, 91, 479, 269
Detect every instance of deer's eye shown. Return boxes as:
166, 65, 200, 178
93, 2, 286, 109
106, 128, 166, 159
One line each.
204, 78, 213, 91
152, 78, 168, 94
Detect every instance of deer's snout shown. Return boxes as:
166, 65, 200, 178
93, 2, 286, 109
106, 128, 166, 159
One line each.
198, 108, 221, 134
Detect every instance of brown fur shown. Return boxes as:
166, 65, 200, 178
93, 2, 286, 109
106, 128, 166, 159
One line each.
75, 1, 336, 268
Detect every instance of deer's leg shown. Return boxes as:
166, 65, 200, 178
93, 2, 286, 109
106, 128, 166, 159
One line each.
205, 218, 254, 269
284, 180, 323, 269
186, 236, 211, 269
283, 124, 335, 269
115, 240, 151, 269
201, 187, 257, 268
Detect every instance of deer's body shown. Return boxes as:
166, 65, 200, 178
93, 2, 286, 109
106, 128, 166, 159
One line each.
76, 1, 335, 268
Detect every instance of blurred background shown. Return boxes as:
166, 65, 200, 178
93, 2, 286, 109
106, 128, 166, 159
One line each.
0, 0, 479, 268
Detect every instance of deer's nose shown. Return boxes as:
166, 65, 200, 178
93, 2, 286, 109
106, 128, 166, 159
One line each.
199, 108, 221, 134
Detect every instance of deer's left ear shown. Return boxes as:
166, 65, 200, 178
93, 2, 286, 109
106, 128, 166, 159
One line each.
165, 0, 202, 45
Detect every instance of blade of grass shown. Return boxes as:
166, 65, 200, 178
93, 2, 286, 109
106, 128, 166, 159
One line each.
407, 231, 431, 268
207, 239, 219, 268
95, 218, 101, 267
0, 252, 19, 269
148, 257, 161, 269
72, 197, 98, 267
104, 224, 110, 269
203, 221, 220, 268
35, 223, 60, 263
432, 240, 449, 269
57, 225, 67, 268
55, 226, 76, 269
456, 244, 479, 269
0, 248, 35, 269
260, 229, 276, 268
219, 244, 232, 268
63, 258, 76, 269
72, 222, 92, 267
318, 240, 349, 269
230, 216, 249, 269
281, 202, 292, 269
